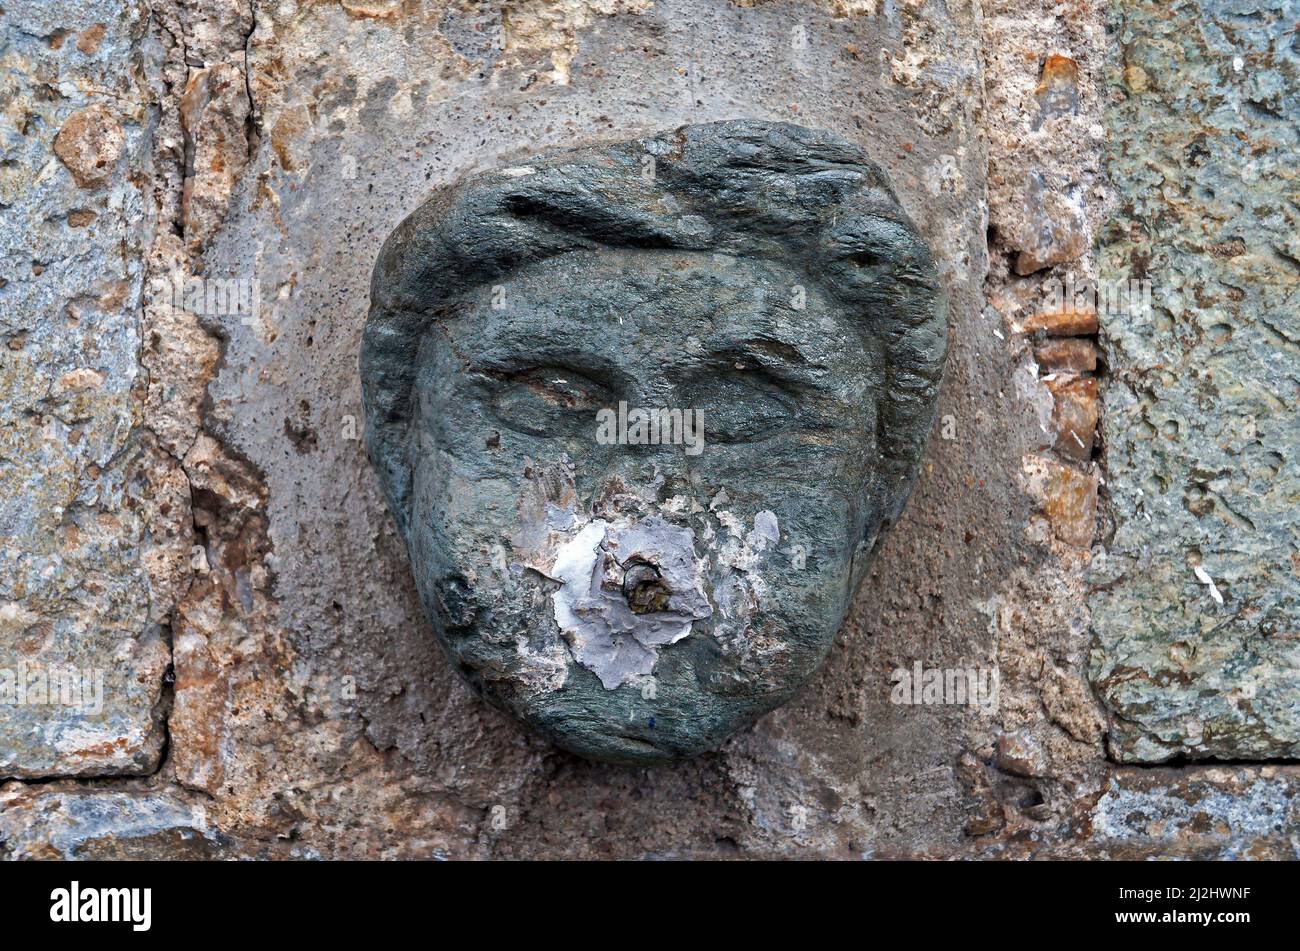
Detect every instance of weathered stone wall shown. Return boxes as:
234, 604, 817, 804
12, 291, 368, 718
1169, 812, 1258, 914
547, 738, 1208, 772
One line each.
1, 0, 175, 779
1, 0, 1297, 860
1090, 0, 1300, 763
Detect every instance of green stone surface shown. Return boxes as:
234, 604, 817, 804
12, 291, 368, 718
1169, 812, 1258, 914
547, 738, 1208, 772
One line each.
1090, 0, 1300, 761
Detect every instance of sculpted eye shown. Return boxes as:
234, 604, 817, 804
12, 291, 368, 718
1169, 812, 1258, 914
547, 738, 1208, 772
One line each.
679, 369, 797, 443
487, 366, 615, 437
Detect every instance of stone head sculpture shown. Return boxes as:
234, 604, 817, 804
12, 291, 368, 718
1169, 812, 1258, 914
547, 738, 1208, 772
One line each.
361, 120, 944, 764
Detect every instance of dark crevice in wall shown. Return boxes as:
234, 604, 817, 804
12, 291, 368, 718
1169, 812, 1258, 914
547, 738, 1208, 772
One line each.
242, 0, 261, 156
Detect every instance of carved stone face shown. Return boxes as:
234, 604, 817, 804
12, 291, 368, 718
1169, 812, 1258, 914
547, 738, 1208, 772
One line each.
361, 121, 944, 763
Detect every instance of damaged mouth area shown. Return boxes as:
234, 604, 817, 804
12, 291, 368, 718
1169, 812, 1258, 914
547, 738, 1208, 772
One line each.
551, 516, 713, 690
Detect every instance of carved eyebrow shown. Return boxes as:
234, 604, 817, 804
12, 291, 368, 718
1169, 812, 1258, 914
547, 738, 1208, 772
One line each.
725, 337, 811, 366
709, 336, 829, 373
464, 349, 630, 390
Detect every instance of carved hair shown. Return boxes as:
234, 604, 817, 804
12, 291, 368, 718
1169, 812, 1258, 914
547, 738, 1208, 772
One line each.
361, 119, 945, 537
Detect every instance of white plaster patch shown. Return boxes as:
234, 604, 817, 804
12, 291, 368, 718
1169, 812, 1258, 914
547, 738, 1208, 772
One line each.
550, 517, 712, 689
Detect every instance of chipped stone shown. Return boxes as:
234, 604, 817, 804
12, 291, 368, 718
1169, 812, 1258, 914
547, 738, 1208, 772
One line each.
1019, 305, 1099, 336
995, 730, 1046, 777
1022, 454, 1097, 549
1034, 53, 1080, 126
179, 62, 250, 252
1011, 174, 1089, 275
1034, 337, 1096, 373
52, 105, 125, 188
1044, 374, 1098, 461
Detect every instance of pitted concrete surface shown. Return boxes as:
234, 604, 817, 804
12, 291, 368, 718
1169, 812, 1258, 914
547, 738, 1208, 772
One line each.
2, 0, 1297, 859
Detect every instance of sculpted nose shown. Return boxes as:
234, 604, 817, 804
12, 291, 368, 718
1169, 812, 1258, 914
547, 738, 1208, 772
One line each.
622, 561, 672, 614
